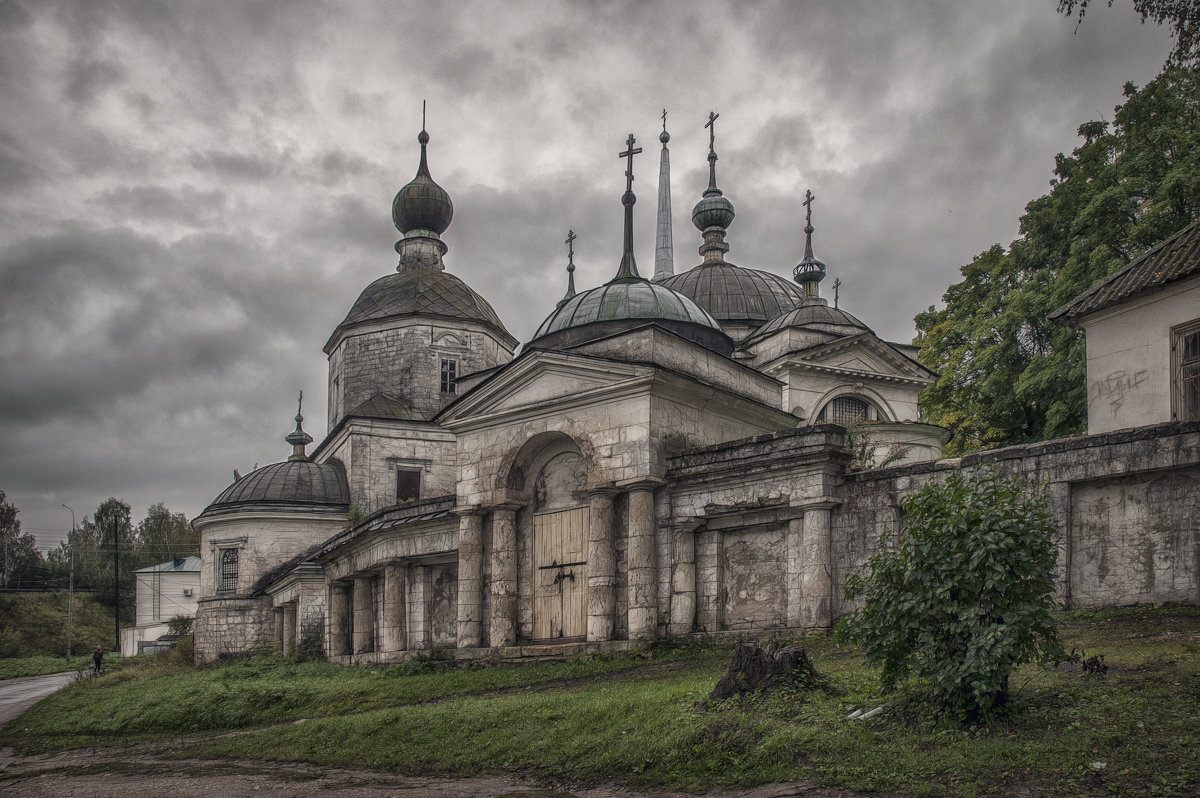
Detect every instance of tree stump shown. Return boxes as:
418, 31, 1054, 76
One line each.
709, 641, 824, 701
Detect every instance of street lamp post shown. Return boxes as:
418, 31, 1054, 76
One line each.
61, 504, 75, 663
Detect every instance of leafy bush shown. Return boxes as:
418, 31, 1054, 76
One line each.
837, 469, 1064, 721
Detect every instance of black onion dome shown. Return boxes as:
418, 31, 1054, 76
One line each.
392, 130, 454, 235
662, 263, 806, 326
327, 270, 516, 348
198, 459, 349, 517
692, 192, 735, 231
752, 299, 871, 341
530, 279, 731, 354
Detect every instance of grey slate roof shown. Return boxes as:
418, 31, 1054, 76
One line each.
532, 278, 723, 339
660, 262, 805, 326
326, 269, 516, 349
345, 393, 430, 422
198, 459, 349, 517
1051, 221, 1200, 326
748, 298, 872, 343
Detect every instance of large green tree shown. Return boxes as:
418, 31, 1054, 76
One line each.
916, 68, 1200, 454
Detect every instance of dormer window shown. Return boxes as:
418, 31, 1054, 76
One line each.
819, 395, 875, 426
440, 358, 457, 394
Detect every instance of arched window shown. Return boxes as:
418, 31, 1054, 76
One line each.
219, 548, 239, 593
819, 395, 872, 426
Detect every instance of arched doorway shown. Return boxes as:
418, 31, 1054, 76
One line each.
531, 451, 588, 641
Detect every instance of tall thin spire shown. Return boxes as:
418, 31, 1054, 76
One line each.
613, 133, 643, 282
557, 229, 577, 309
654, 109, 674, 281
793, 189, 828, 299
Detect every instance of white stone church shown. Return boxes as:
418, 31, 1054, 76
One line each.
193, 116, 1199, 663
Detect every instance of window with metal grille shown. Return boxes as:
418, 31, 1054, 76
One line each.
1175, 322, 1200, 421
440, 358, 457, 393
396, 469, 421, 502
219, 548, 238, 593
822, 395, 870, 426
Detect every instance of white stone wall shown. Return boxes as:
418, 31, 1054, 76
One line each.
326, 318, 514, 431
317, 419, 457, 514
194, 510, 346, 599
1081, 280, 1200, 434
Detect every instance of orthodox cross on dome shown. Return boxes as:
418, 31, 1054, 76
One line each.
803, 189, 816, 230
793, 187, 828, 297
705, 111, 719, 152
704, 111, 723, 195
285, 390, 313, 460
615, 133, 643, 281
662, 108, 668, 132
557, 229, 577, 308
833, 277, 842, 309
620, 133, 642, 196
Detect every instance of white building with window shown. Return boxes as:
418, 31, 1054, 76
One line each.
1051, 221, 1200, 433
120, 556, 201, 656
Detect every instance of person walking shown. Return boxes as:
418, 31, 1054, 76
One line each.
91, 646, 103, 675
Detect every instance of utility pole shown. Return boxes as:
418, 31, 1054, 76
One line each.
62, 504, 75, 663
112, 512, 120, 654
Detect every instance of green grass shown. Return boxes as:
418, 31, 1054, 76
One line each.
0, 592, 117, 657
3, 607, 1198, 796
0, 655, 93, 679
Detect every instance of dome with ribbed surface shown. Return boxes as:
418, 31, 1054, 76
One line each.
529, 278, 730, 353
198, 459, 349, 517
328, 269, 516, 347
752, 298, 871, 341
661, 263, 806, 326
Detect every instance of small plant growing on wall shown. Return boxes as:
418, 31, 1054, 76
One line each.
844, 419, 910, 470
837, 469, 1064, 721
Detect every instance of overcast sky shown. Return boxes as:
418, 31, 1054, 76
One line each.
0, 0, 1175, 551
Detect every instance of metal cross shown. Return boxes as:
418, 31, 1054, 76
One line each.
619, 133, 641, 193
803, 189, 816, 227
421, 99, 426, 130
833, 277, 842, 309
705, 111, 719, 152
297, 390, 304, 416
564, 229, 576, 269
662, 108, 667, 131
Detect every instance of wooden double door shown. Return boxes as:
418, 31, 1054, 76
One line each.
532, 507, 589, 641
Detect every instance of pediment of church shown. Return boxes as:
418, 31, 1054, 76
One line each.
437, 350, 653, 424
777, 333, 935, 384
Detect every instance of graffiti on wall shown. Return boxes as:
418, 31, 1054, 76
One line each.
1090, 370, 1150, 414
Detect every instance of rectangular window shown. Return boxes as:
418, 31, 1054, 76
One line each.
440, 358, 457, 394
1175, 321, 1200, 421
219, 548, 239, 594
396, 469, 421, 503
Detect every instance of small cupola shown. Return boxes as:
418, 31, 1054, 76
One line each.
391, 103, 454, 271
285, 392, 313, 461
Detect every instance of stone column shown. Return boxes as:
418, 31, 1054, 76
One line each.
799, 503, 835, 628
352, 574, 374, 654
625, 481, 662, 640
272, 607, 285, 652
786, 517, 804, 627
383, 563, 406, 653
328, 582, 349, 657
489, 504, 520, 647
668, 525, 696, 638
694, 528, 722, 632
456, 508, 484, 648
585, 488, 618, 642
281, 604, 296, 656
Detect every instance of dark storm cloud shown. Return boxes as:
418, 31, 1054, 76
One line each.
62, 57, 126, 106
99, 185, 229, 227
188, 150, 285, 181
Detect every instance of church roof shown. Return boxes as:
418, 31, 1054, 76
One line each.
748, 297, 872, 343
326, 269, 516, 350
661, 263, 806, 326
197, 459, 349, 518
1050, 220, 1200, 327
345, 393, 429, 422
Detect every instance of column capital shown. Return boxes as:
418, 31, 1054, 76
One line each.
615, 476, 667, 491
453, 504, 485, 518
794, 497, 841, 511
580, 484, 621, 499
488, 502, 525, 514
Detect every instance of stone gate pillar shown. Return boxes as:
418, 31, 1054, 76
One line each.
383, 563, 406, 653
624, 479, 664, 640
799, 501, 837, 628
585, 487, 618, 642
456, 507, 484, 648
489, 504, 521, 647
